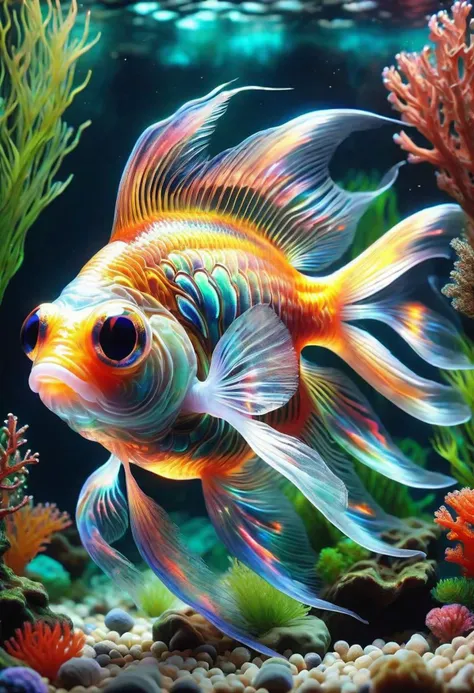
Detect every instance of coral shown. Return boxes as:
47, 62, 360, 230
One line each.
370, 650, 443, 693
383, 2, 474, 318
0, 0, 99, 304
444, 238, 474, 318
435, 488, 474, 577
426, 603, 474, 642
137, 571, 177, 618
26, 556, 71, 602
432, 576, 474, 610
224, 559, 310, 636
4, 501, 71, 576
0, 667, 48, 693
316, 539, 370, 585
433, 338, 474, 486
383, 2, 474, 227
4, 621, 85, 681
0, 415, 38, 519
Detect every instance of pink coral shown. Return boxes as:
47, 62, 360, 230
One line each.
435, 489, 474, 577
426, 604, 474, 642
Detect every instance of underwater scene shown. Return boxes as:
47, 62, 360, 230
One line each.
4, 0, 474, 691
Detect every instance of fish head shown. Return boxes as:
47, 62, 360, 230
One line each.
22, 294, 197, 447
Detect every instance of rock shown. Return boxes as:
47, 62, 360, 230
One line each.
57, 657, 102, 689
105, 608, 135, 635
194, 645, 217, 662
260, 616, 330, 657
104, 667, 161, 693
153, 608, 222, 650
0, 667, 48, 693
253, 664, 294, 693
171, 680, 202, 693
95, 640, 118, 655
229, 648, 251, 668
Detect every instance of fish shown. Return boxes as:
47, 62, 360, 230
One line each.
22, 83, 471, 653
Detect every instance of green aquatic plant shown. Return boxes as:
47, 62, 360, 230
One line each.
26, 555, 71, 601
433, 339, 474, 487
343, 170, 400, 259
316, 538, 370, 585
0, 0, 99, 304
432, 577, 474, 611
225, 559, 310, 636
137, 570, 177, 617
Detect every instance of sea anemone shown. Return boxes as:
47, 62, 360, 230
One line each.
4, 621, 86, 681
425, 604, 474, 643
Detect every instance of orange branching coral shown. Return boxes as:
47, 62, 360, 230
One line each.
383, 2, 474, 230
435, 488, 474, 577
4, 501, 72, 575
4, 621, 86, 681
0, 413, 39, 518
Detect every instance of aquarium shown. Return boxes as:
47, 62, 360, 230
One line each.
1, 0, 474, 691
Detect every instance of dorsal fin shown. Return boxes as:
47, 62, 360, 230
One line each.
111, 83, 402, 272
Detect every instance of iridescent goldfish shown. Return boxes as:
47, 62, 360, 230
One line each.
23, 84, 471, 652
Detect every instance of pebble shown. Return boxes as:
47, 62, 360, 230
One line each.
405, 634, 429, 655
195, 646, 218, 662
230, 648, 251, 668
96, 655, 112, 668
171, 679, 203, 693
95, 641, 118, 656
151, 641, 168, 657
253, 665, 293, 693
104, 609, 135, 636
57, 658, 102, 689
304, 653, 322, 670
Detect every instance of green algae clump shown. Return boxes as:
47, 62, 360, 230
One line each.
316, 539, 370, 585
225, 559, 310, 636
432, 577, 474, 611
137, 571, 177, 617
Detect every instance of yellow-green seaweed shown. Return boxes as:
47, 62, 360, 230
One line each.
0, 0, 99, 303
137, 570, 177, 617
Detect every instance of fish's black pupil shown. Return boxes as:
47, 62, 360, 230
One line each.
22, 312, 39, 354
99, 315, 137, 362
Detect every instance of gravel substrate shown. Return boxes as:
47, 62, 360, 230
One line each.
36, 610, 474, 693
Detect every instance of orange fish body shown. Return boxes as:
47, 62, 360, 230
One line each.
22, 84, 471, 653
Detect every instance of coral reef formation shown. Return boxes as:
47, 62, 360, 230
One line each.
426, 604, 474, 643
0, 414, 72, 642
0, 0, 99, 304
435, 488, 474, 577
4, 621, 86, 680
383, 1, 474, 317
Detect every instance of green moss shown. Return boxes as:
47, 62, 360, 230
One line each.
225, 559, 310, 636
316, 539, 370, 585
137, 571, 177, 617
432, 577, 474, 611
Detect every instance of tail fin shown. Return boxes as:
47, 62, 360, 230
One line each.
323, 204, 471, 426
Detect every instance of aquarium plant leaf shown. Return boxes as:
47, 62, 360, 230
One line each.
0, 0, 100, 304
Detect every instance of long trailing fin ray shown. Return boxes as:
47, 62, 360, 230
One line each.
76, 455, 146, 603
111, 81, 402, 270
321, 204, 471, 426
202, 457, 365, 621
300, 359, 455, 489
185, 306, 419, 558
122, 462, 285, 656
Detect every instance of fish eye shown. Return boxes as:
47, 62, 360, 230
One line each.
93, 307, 149, 367
20, 308, 41, 360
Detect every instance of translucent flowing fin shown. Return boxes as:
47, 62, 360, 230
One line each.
343, 300, 472, 371
187, 305, 298, 416
185, 309, 419, 557
111, 81, 402, 270
331, 204, 466, 304
202, 457, 365, 621
228, 415, 420, 558
300, 359, 455, 489
111, 83, 285, 240
76, 455, 146, 603
122, 462, 282, 657
321, 204, 471, 426
336, 324, 470, 426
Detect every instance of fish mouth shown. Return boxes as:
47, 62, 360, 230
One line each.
29, 363, 101, 403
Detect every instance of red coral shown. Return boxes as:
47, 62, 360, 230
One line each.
0, 414, 39, 518
383, 2, 474, 233
435, 488, 474, 576
426, 604, 474, 642
4, 621, 86, 681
